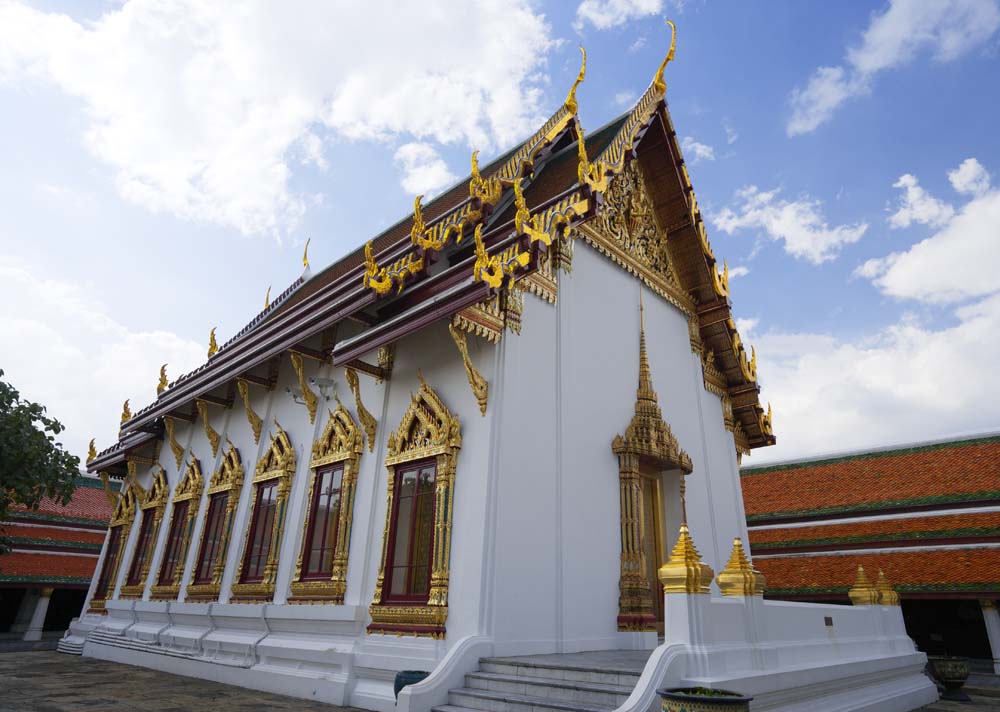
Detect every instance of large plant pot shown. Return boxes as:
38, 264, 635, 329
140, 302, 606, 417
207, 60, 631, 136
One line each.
927, 656, 970, 702
658, 687, 753, 712
393, 670, 430, 699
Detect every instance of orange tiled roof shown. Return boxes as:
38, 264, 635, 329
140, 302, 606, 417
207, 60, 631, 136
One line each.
0, 551, 98, 583
742, 435, 1000, 520
750, 511, 1000, 550
9, 477, 115, 525
2, 523, 106, 547
756, 547, 1000, 596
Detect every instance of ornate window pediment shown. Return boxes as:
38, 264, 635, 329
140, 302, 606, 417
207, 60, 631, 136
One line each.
151, 458, 204, 600
186, 443, 243, 601
89, 471, 141, 612
290, 404, 364, 603
369, 375, 461, 639
120, 465, 170, 598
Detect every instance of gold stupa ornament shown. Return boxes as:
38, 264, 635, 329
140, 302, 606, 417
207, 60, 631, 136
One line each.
658, 523, 714, 595
876, 569, 900, 606
848, 565, 880, 606
716, 537, 766, 597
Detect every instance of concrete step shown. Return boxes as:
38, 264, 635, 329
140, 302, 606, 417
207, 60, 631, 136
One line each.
479, 657, 642, 688
465, 671, 631, 708
87, 630, 196, 661
446, 687, 618, 712
56, 639, 83, 655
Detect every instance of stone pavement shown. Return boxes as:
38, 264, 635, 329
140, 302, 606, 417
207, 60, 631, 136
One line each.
0, 651, 363, 711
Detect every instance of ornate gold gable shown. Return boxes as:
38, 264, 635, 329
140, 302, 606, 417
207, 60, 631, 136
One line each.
613, 299, 693, 631
120, 465, 170, 598
290, 404, 365, 603
151, 459, 205, 600
186, 443, 243, 601
231, 422, 297, 602
90, 473, 141, 611
369, 375, 461, 639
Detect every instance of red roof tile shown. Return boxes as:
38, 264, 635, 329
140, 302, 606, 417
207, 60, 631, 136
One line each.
0, 551, 99, 580
2, 523, 106, 547
9, 479, 115, 524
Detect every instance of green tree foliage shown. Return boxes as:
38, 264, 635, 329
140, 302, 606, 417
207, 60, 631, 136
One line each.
0, 369, 80, 553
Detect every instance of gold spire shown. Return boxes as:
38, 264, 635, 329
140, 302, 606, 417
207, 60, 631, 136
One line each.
876, 569, 900, 606
207, 327, 218, 358
716, 537, 766, 596
120, 399, 131, 424
652, 20, 677, 95
848, 565, 880, 606
87, 438, 97, 463
302, 238, 310, 269
658, 523, 714, 594
564, 45, 586, 115
157, 364, 168, 395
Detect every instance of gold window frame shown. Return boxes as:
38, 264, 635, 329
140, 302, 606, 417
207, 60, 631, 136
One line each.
230, 423, 297, 602
368, 375, 461, 639
119, 465, 170, 598
290, 404, 364, 603
150, 458, 204, 600
185, 444, 243, 601
89, 474, 140, 612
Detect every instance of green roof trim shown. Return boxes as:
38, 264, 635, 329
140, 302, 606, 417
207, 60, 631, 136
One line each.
746, 490, 1000, 523
0, 574, 92, 585
8, 537, 103, 551
742, 434, 1000, 476
752, 526, 1000, 551
74, 475, 121, 492
9, 511, 110, 527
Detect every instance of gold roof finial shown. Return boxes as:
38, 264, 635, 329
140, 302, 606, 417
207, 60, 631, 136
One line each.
157, 364, 168, 395
302, 237, 311, 269
264, 284, 271, 310
716, 537, 766, 596
564, 45, 587, 115
120, 399, 132, 424
876, 569, 901, 606
87, 438, 97, 463
410, 195, 426, 246
658, 522, 714, 594
848, 565, 880, 606
207, 327, 218, 358
652, 20, 677, 96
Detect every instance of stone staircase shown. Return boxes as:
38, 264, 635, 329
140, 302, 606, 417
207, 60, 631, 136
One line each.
433, 654, 642, 712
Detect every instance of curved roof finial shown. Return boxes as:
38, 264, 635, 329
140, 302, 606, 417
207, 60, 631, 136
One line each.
652, 20, 677, 95
302, 237, 310, 269
564, 45, 587, 115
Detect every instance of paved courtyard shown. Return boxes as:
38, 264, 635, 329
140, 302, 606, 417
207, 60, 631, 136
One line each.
0, 651, 362, 711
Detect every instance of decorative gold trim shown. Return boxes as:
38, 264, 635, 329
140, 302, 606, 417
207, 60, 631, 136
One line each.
876, 569, 900, 606
208, 327, 218, 358
163, 416, 185, 469
231, 422, 297, 602
453, 295, 505, 344
87, 439, 97, 463
185, 444, 243, 601
120, 465, 170, 598
195, 399, 221, 458
236, 379, 263, 444
363, 241, 424, 297
715, 538, 765, 596
157, 364, 168, 396
289, 404, 364, 603
346, 367, 377, 453
651, 20, 677, 96
368, 375, 461, 639
376, 345, 395, 384
120, 399, 131, 424
289, 352, 319, 424
150, 458, 204, 600
658, 523, 714, 595
848, 565, 880, 606
448, 322, 488, 416
564, 46, 586, 115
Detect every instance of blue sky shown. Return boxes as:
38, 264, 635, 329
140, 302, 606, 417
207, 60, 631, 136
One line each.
1, 0, 999, 464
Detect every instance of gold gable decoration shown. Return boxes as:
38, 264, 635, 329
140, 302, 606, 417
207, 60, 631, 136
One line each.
120, 465, 170, 598
369, 375, 461, 639
186, 443, 243, 601
290, 404, 365, 603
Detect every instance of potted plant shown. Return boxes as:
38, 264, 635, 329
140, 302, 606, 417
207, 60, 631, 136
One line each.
393, 670, 430, 699
658, 686, 753, 711
926, 656, 970, 702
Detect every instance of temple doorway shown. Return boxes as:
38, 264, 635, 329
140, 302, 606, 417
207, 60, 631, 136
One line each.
640, 473, 665, 632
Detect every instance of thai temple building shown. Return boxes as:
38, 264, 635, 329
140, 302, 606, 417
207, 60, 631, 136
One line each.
742, 432, 1000, 676
62, 29, 937, 712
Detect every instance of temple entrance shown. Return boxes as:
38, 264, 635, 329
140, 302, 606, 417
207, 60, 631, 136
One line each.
640, 473, 665, 632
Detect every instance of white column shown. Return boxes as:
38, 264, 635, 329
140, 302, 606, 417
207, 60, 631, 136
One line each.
22, 587, 54, 642
981, 600, 1000, 675
10, 589, 39, 634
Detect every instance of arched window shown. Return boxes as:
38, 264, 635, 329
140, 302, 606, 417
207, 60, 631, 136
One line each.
290, 404, 364, 603
368, 375, 461, 639
89, 474, 139, 612
231, 423, 297, 602
150, 458, 204, 600
120, 465, 170, 598
186, 444, 243, 601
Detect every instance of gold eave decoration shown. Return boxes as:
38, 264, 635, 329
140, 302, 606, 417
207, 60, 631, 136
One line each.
235, 378, 264, 444
716, 537, 765, 597
345, 367, 377, 453
185, 443, 242, 601
87, 438, 97, 463
157, 364, 168, 396
848, 565, 880, 606
120, 399, 132, 424
207, 327, 219, 358
658, 523, 714, 595
876, 569, 901, 606
163, 416, 185, 469
448, 321, 488, 416
289, 351, 319, 424
195, 399, 221, 458
150, 458, 204, 600
290, 404, 364, 603
120, 465, 170, 599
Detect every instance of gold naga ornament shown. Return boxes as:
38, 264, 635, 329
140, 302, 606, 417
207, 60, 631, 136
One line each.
207, 327, 219, 358
264, 284, 271, 310
120, 399, 132, 424
157, 364, 168, 395
87, 438, 97, 463
302, 237, 310, 269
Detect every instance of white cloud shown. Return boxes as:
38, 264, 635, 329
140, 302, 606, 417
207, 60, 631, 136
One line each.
712, 186, 868, 264
681, 136, 715, 164
948, 157, 992, 196
628, 37, 647, 53
614, 90, 637, 107
735, 316, 758, 335
394, 143, 457, 197
0, 0, 555, 237
888, 173, 954, 229
0, 257, 204, 463
727, 265, 750, 280
787, 0, 1000, 136
857, 164, 1000, 304
574, 0, 663, 30
723, 119, 738, 145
